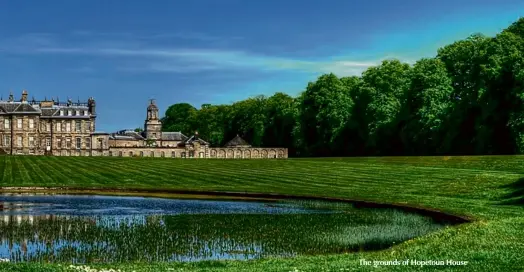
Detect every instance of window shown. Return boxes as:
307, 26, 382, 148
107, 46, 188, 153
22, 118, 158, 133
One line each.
68, 110, 72, 116
17, 136, 22, 147
109, 151, 113, 156
60, 110, 64, 116
152, 133, 157, 138
129, 151, 133, 157
85, 121, 91, 132
181, 152, 186, 158
3, 135, 10, 146
66, 138, 71, 148
171, 151, 176, 158
75, 121, 81, 132
45, 138, 51, 147
76, 137, 81, 149
76, 110, 80, 116
84, 111, 89, 116
66, 122, 71, 132
56, 122, 61, 132
4, 119, 9, 129
57, 138, 61, 148
29, 136, 34, 147
46, 123, 51, 132
29, 119, 34, 129
97, 138, 103, 149
17, 119, 22, 129
161, 151, 165, 157
119, 151, 123, 157
140, 151, 144, 157
151, 151, 154, 157
85, 138, 91, 149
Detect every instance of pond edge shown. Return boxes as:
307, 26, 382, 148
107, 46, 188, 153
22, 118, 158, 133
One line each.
0, 186, 473, 224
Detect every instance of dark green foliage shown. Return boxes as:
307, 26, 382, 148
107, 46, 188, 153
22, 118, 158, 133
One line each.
157, 18, 524, 156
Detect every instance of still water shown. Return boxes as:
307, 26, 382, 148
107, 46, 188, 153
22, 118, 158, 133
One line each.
0, 194, 445, 263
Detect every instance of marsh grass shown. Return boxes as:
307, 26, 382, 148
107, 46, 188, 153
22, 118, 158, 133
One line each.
0, 202, 444, 263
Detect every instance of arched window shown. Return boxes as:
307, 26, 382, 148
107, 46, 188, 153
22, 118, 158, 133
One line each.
129, 151, 133, 157
171, 151, 176, 158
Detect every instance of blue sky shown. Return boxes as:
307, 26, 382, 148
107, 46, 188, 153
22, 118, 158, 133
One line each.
0, 0, 523, 132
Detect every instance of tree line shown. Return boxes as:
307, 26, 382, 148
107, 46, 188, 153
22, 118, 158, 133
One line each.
160, 18, 524, 157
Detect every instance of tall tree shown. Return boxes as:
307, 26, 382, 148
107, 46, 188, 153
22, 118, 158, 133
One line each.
192, 104, 230, 146
362, 60, 411, 155
400, 58, 454, 154
437, 34, 489, 154
480, 26, 524, 153
336, 76, 367, 155
226, 96, 267, 146
296, 73, 353, 156
262, 93, 296, 149
161, 103, 198, 135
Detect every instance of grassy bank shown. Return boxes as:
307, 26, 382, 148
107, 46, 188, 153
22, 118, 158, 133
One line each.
1, 155, 524, 271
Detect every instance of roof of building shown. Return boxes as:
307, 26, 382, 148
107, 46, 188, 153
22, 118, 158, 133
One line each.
0, 102, 41, 114
147, 99, 158, 111
0, 91, 93, 117
112, 130, 144, 140
161, 132, 188, 141
224, 135, 251, 147
185, 132, 209, 145
109, 135, 137, 140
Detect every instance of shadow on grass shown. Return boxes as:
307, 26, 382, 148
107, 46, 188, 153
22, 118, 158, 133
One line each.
498, 177, 524, 205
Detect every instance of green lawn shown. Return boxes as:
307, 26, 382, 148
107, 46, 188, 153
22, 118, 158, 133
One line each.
1, 155, 523, 271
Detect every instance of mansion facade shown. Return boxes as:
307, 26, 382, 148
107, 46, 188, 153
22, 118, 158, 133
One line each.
0, 91, 287, 159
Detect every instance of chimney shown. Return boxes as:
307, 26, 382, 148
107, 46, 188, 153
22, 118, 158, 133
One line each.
88, 97, 96, 115
21, 90, 28, 102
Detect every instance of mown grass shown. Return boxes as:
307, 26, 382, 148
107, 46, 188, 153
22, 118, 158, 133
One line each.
0, 155, 524, 271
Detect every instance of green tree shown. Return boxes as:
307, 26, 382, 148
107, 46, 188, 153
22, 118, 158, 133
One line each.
156, 18, 524, 157
361, 60, 411, 155
437, 34, 490, 154
479, 26, 524, 153
400, 58, 454, 154
161, 103, 198, 135
226, 96, 267, 146
262, 93, 296, 149
296, 73, 353, 156
192, 104, 230, 146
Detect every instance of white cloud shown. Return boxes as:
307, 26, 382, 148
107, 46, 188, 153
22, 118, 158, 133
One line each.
0, 33, 403, 76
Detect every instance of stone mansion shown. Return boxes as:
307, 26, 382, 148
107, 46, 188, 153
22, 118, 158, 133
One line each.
0, 91, 287, 159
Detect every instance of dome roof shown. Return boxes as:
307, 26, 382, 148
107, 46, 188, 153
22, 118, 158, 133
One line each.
147, 103, 158, 110
147, 99, 158, 110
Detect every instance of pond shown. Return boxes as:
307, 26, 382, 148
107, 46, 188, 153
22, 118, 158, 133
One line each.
0, 193, 448, 263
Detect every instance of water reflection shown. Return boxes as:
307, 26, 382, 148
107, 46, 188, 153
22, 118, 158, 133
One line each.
0, 194, 445, 263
